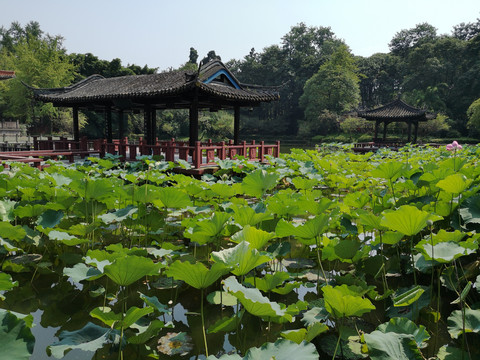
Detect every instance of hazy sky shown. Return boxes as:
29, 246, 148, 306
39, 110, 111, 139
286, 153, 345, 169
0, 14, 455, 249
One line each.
1, 0, 479, 72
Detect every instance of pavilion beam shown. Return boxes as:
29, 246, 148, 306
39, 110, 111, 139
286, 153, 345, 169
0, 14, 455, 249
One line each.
72, 106, 80, 145
105, 106, 112, 144
234, 106, 240, 145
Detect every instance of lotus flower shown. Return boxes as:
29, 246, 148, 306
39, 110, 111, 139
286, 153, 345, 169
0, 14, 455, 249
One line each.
446, 141, 462, 151
157, 332, 193, 356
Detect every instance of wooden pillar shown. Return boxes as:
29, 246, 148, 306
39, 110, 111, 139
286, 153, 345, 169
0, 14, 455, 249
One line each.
374, 120, 379, 141
72, 106, 79, 143
105, 106, 112, 144
151, 108, 157, 144
189, 90, 199, 147
234, 106, 240, 145
407, 121, 412, 142
118, 110, 124, 140
413, 121, 419, 143
144, 104, 152, 145
382, 121, 388, 141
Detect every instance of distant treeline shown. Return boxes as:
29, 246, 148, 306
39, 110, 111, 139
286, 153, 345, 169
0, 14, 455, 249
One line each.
1, 20, 480, 141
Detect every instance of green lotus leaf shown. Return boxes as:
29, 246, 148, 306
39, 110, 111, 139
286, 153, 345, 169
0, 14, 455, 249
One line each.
371, 161, 406, 181
210, 183, 239, 198
48, 230, 88, 246
244, 339, 319, 360
436, 173, 472, 194
242, 169, 279, 198
437, 345, 470, 360
0, 222, 26, 241
459, 194, 480, 225
275, 214, 329, 240
36, 209, 64, 228
206, 353, 242, 360
63, 263, 103, 282
379, 231, 404, 245
377, 317, 430, 347
302, 304, 330, 326
447, 308, 480, 338
128, 319, 166, 344
299, 197, 332, 216
104, 255, 162, 286
90, 306, 153, 329
393, 285, 425, 307
431, 229, 466, 243
152, 187, 192, 209
380, 205, 442, 236
0, 309, 35, 360
13, 204, 45, 218
229, 204, 272, 227
230, 225, 275, 249
206, 291, 238, 306
244, 271, 296, 294
0, 199, 16, 222
184, 212, 231, 245
0, 272, 18, 296
47, 322, 117, 359
364, 331, 423, 360
166, 260, 230, 289
291, 176, 318, 191
223, 276, 287, 319
281, 322, 328, 344
98, 205, 137, 224
211, 241, 272, 276
139, 292, 171, 314
207, 310, 244, 334
415, 240, 476, 263
322, 284, 375, 318
334, 239, 361, 260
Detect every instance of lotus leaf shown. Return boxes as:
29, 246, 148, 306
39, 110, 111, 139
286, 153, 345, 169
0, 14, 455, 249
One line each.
364, 331, 423, 360
0, 222, 26, 241
90, 306, 153, 329
436, 173, 472, 194
242, 169, 279, 198
104, 255, 162, 286
0, 310, 35, 360
230, 225, 275, 249
244, 339, 319, 360
380, 205, 442, 236
166, 260, 230, 289
63, 263, 103, 282
322, 285, 375, 318
447, 308, 480, 338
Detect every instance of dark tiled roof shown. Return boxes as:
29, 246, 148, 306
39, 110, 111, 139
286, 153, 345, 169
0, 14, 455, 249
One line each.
358, 99, 431, 121
0, 70, 15, 80
29, 61, 279, 106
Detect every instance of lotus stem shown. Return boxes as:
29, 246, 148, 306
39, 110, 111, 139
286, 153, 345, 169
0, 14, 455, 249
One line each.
332, 329, 341, 360
200, 288, 209, 357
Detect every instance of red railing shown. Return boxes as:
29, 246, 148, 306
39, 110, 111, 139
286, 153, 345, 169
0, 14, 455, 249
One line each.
32, 137, 281, 169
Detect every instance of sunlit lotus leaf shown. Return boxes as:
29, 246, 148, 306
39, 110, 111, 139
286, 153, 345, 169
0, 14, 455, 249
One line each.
281, 322, 328, 344
436, 345, 470, 360
459, 194, 480, 225
229, 204, 272, 227
242, 169, 279, 198
275, 214, 329, 240
105, 244, 148, 257
63, 263, 103, 282
231, 225, 275, 249
151, 187, 192, 209
0, 222, 26, 241
0, 310, 35, 360
436, 173, 472, 194
364, 331, 423, 360
67, 222, 98, 237
356, 210, 382, 230
36, 209, 64, 228
371, 161, 406, 181
245, 271, 289, 292
380, 205, 442, 236
291, 177, 318, 191
266, 190, 303, 217
380, 231, 404, 245
48, 173, 73, 186
322, 285, 375, 318
206, 354, 242, 360
393, 286, 425, 307
47, 322, 117, 359
139, 292, 171, 314
377, 317, 429, 347
244, 339, 319, 360
447, 308, 480, 338
415, 240, 476, 263
211, 241, 272, 276
223, 276, 287, 319
47, 230, 89, 246
184, 212, 231, 245
104, 255, 162, 286
210, 183, 239, 198
13, 204, 45, 218
166, 260, 230, 289
299, 197, 332, 216
128, 319, 166, 344
0, 199, 16, 222
207, 310, 244, 334
0, 272, 18, 300
98, 205, 137, 224
206, 291, 238, 306
90, 306, 153, 329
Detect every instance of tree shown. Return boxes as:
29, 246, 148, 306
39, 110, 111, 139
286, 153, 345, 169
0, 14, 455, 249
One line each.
389, 23, 438, 57
189, 47, 198, 64
467, 98, 480, 135
299, 44, 360, 121
452, 18, 480, 41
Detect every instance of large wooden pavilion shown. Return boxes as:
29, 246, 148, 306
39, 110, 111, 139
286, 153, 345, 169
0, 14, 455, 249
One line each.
357, 98, 435, 143
28, 60, 280, 147
0, 70, 15, 81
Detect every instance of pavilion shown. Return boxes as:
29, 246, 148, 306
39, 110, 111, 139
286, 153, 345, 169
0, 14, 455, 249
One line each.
357, 98, 435, 143
0, 70, 15, 81
28, 60, 280, 147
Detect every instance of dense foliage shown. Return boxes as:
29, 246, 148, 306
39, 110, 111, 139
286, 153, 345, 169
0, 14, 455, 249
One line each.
1, 144, 480, 359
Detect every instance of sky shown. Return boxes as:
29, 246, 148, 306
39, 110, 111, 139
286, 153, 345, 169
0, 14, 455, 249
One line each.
1, 0, 480, 72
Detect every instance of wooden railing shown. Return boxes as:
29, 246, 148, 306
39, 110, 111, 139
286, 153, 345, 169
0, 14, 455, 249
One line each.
32, 137, 281, 169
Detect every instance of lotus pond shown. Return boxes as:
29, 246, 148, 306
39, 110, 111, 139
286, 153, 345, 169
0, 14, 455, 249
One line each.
1, 143, 480, 359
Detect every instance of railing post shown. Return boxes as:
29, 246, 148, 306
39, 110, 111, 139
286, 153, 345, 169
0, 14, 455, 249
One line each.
249, 140, 256, 160
129, 144, 137, 161
194, 141, 202, 169
275, 140, 281, 157
47, 136, 53, 150
242, 141, 247, 157
33, 136, 38, 150
260, 141, 265, 162
219, 141, 226, 160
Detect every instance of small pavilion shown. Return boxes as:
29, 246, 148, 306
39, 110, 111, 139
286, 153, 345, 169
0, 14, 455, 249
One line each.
0, 70, 15, 81
357, 98, 435, 143
28, 60, 280, 147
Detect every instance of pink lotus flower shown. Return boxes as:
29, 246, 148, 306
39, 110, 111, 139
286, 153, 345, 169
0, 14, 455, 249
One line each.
446, 141, 462, 151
